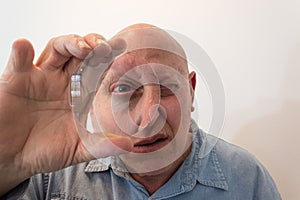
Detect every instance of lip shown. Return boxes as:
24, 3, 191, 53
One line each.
132, 134, 169, 153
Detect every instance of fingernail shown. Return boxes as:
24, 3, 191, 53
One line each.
95, 38, 104, 46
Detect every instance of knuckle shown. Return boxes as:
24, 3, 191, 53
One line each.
69, 34, 81, 39
84, 33, 107, 47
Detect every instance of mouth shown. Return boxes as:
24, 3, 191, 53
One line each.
132, 134, 169, 153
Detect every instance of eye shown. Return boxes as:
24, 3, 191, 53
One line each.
160, 84, 178, 97
112, 84, 133, 93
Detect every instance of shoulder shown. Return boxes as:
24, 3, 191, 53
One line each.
213, 135, 261, 171
203, 133, 281, 199
194, 129, 262, 172
208, 133, 269, 180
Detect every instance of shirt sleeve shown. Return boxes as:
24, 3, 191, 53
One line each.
253, 164, 282, 200
214, 137, 282, 200
1, 174, 47, 200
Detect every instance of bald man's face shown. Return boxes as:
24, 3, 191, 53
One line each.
92, 49, 195, 172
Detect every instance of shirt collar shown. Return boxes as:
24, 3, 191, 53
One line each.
84, 155, 128, 173
182, 122, 229, 191
85, 120, 228, 191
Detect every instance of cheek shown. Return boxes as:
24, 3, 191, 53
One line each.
92, 93, 120, 134
163, 94, 192, 134
93, 92, 139, 137
163, 97, 182, 132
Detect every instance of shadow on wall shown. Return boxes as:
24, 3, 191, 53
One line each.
231, 46, 300, 200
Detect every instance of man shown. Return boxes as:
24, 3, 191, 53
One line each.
0, 24, 281, 199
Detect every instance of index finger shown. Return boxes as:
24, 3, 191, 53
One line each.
83, 34, 126, 66
35, 34, 92, 71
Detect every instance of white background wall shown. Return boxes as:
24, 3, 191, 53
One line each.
0, 0, 299, 199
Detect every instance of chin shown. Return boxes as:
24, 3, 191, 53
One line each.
119, 143, 184, 174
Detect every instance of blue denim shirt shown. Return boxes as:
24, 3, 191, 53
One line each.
4, 121, 281, 200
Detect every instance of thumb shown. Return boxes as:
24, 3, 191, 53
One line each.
73, 121, 133, 163
78, 132, 133, 161
5, 39, 35, 73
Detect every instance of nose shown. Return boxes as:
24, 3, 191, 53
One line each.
131, 85, 167, 137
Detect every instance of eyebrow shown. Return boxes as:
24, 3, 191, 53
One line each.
100, 69, 137, 91
101, 73, 117, 91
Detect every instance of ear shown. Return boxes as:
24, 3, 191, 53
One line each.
189, 71, 196, 91
189, 71, 196, 111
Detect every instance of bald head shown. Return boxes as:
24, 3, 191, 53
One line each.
112, 23, 187, 60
